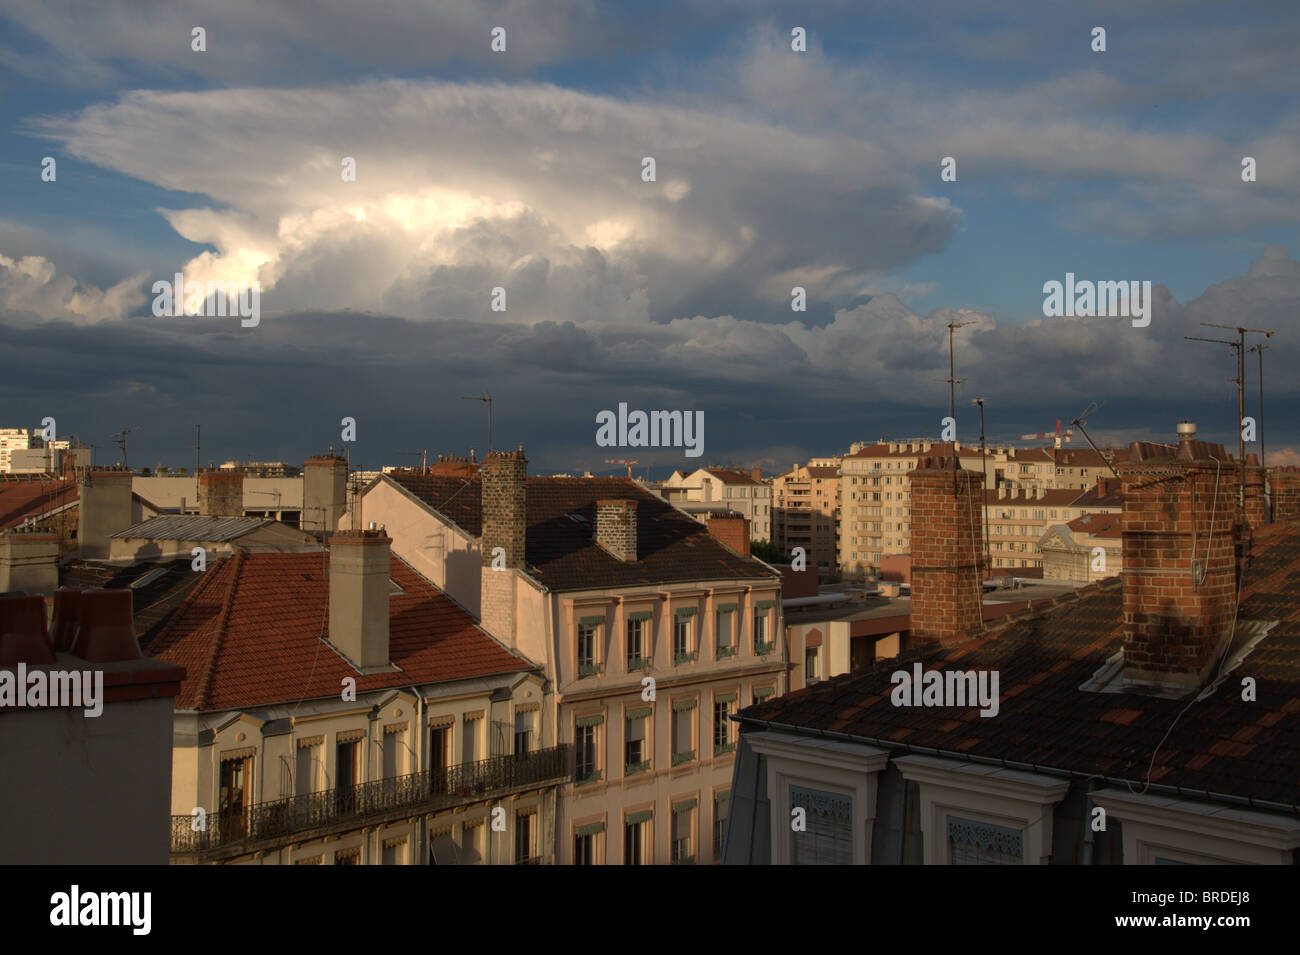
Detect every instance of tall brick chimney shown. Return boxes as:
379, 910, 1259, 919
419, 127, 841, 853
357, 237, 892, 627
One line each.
705, 512, 749, 558
303, 454, 348, 533
1118, 430, 1237, 690
77, 470, 133, 559
480, 447, 527, 646
1271, 467, 1300, 521
909, 457, 985, 646
328, 529, 391, 669
198, 470, 244, 518
1242, 464, 1267, 530
596, 500, 638, 561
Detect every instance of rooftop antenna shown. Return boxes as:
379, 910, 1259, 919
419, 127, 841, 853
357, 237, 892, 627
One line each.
399, 450, 429, 473
192, 424, 201, 476
1247, 343, 1269, 520
604, 459, 639, 479
971, 398, 990, 566
1187, 322, 1275, 510
1070, 402, 1122, 481
461, 393, 494, 452
946, 320, 975, 491
110, 426, 139, 471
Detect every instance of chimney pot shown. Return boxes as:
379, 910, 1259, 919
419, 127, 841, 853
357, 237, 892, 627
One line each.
72, 589, 141, 662
50, 587, 84, 653
0, 594, 56, 666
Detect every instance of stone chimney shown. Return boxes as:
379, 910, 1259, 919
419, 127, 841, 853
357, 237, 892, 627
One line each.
303, 454, 348, 533
0, 532, 59, 595
198, 470, 244, 518
1118, 434, 1237, 691
596, 500, 638, 561
909, 457, 985, 646
705, 513, 750, 558
480, 447, 527, 646
328, 529, 391, 669
77, 470, 133, 559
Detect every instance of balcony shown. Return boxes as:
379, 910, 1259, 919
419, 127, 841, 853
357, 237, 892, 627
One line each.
577, 661, 604, 678
171, 745, 571, 862
753, 641, 774, 656
673, 650, 697, 665
626, 656, 651, 672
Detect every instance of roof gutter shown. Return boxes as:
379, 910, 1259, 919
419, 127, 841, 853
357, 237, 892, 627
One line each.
736, 715, 1300, 816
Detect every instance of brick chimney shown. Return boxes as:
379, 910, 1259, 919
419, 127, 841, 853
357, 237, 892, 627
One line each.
480, 447, 527, 646
1272, 467, 1300, 521
328, 529, 391, 669
0, 532, 59, 595
198, 470, 244, 518
705, 513, 750, 557
77, 470, 133, 559
750, 467, 763, 482
595, 500, 638, 561
1242, 464, 1267, 530
1118, 431, 1237, 690
302, 454, 348, 533
909, 457, 985, 646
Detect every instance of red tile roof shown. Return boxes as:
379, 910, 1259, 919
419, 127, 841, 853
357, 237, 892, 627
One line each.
148, 551, 535, 711
740, 518, 1300, 807
0, 479, 76, 531
388, 475, 776, 591
1066, 512, 1123, 538
704, 468, 764, 485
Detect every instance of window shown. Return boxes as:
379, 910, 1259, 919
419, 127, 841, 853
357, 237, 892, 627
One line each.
335, 847, 361, 865
753, 611, 771, 654
462, 715, 481, 763
626, 617, 648, 670
671, 703, 696, 765
575, 717, 602, 783
514, 710, 534, 757
805, 646, 820, 683
753, 686, 774, 705
577, 622, 601, 677
218, 755, 251, 838
713, 792, 730, 860
574, 822, 603, 865
673, 613, 695, 663
946, 816, 1023, 865
625, 710, 650, 774
715, 606, 736, 658
382, 725, 406, 781
335, 738, 360, 812
462, 821, 485, 864
295, 740, 320, 797
671, 801, 696, 864
429, 724, 451, 772
713, 696, 736, 755
381, 837, 406, 866
789, 785, 852, 865
624, 814, 649, 865
515, 811, 537, 864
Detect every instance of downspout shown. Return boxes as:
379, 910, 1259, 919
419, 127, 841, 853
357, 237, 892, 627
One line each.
1082, 777, 1100, 866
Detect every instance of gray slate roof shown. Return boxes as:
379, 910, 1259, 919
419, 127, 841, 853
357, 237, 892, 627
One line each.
112, 515, 269, 542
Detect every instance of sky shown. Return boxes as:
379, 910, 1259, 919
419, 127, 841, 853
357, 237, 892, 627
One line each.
1, 0, 1298, 477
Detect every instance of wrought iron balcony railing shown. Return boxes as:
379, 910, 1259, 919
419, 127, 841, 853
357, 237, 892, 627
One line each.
172, 745, 570, 857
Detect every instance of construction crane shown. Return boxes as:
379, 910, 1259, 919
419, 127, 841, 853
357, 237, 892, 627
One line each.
398, 450, 429, 473
1019, 419, 1074, 448
605, 459, 639, 479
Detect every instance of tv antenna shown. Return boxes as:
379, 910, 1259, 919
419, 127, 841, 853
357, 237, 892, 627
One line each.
461, 393, 494, 452
1070, 402, 1121, 481
399, 449, 429, 473
110, 427, 139, 471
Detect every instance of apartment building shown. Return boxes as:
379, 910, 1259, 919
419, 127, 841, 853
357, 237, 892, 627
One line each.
983, 478, 1122, 573
0, 429, 29, 472
148, 532, 566, 865
772, 461, 840, 577
726, 429, 1300, 865
660, 467, 772, 543
357, 450, 784, 864
1040, 512, 1122, 582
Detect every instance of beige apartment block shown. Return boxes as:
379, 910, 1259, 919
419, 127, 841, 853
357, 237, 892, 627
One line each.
358, 452, 784, 864
984, 479, 1122, 573
1039, 512, 1122, 582
660, 467, 772, 542
773, 460, 840, 576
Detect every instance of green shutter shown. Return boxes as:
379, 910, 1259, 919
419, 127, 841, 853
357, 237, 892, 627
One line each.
671, 698, 697, 712
575, 714, 604, 728
627, 810, 653, 825
673, 798, 697, 813
673, 607, 697, 618
715, 692, 738, 704
576, 821, 605, 837
717, 603, 737, 613
579, 615, 605, 626
715, 791, 730, 804
628, 611, 653, 621
626, 707, 652, 720
756, 600, 775, 610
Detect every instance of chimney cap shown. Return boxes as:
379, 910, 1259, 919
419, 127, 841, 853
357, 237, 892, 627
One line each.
1177, 420, 1197, 438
